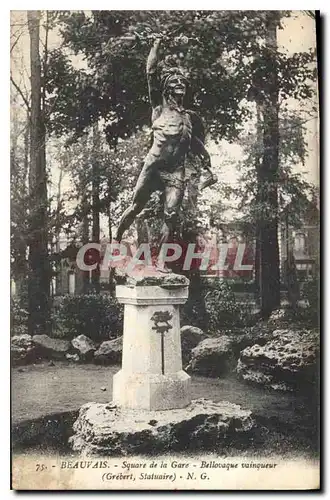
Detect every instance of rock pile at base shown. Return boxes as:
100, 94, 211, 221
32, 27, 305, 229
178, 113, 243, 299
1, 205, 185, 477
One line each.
11, 334, 36, 365
187, 337, 236, 376
69, 398, 254, 456
185, 324, 274, 377
94, 337, 123, 365
180, 325, 205, 365
66, 353, 80, 362
237, 328, 319, 391
71, 335, 96, 361
32, 334, 71, 360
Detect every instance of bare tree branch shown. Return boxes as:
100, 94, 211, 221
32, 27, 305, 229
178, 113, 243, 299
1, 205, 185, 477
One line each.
10, 75, 31, 112
42, 10, 49, 113
304, 10, 316, 20
10, 32, 23, 54
10, 22, 29, 28
279, 115, 318, 133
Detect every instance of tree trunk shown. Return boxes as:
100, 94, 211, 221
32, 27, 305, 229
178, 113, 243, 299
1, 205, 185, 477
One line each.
91, 122, 100, 293
136, 218, 149, 246
181, 169, 207, 329
23, 109, 29, 189
27, 10, 50, 334
10, 106, 30, 301
16, 111, 30, 299
81, 193, 90, 294
54, 166, 63, 295
107, 196, 116, 295
254, 102, 263, 304
259, 13, 281, 318
107, 202, 112, 244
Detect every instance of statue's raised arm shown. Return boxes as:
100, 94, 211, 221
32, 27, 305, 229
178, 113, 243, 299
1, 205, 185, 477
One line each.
146, 38, 162, 110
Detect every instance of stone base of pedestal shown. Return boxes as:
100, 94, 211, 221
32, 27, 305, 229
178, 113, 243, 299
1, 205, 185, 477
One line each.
113, 370, 190, 411
69, 399, 254, 456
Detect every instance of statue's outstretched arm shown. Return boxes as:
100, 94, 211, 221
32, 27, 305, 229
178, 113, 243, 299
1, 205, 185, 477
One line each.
146, 38, 162, 109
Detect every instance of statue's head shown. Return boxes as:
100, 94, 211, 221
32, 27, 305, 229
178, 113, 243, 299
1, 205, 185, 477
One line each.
160, 66, 189, 101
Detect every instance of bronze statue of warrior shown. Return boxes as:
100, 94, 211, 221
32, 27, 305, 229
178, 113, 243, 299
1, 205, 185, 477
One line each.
114, 37, 217, 252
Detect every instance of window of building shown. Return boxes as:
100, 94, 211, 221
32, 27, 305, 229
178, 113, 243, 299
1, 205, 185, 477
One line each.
294, 232, 306, 253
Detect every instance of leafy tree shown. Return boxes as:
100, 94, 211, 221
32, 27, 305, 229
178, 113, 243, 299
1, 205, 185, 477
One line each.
235, 112, 315, 227
10, 105, 29, 302
225, 106, 316, 310
11, 11, 64, 331
12, 11, 317, 321
46, 11, 315, 144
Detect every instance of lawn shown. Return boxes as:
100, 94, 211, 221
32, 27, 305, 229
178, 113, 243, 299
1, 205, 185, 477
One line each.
12, 362, 319, 457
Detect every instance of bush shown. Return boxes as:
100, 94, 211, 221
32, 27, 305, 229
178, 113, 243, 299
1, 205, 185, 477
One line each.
10, 298, 29, 336
297, 277, 319, 327
300, 278, 319, 312
52, 294, 123, 342
203, 280, 255, 332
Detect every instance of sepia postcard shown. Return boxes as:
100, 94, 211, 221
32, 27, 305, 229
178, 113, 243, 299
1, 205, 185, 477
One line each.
10, 9, 320, 490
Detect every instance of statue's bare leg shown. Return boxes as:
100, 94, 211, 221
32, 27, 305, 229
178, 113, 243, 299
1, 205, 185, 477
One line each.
156, 183, 184, 272
114, 166, 155, 242
161, 185, 183, 244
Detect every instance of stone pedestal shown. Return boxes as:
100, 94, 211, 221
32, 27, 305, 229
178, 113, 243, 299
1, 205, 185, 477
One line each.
113, 274, 191, 411
69, 272, 257, 456
69, 399, 254, 456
